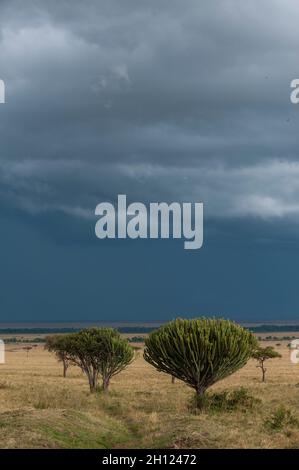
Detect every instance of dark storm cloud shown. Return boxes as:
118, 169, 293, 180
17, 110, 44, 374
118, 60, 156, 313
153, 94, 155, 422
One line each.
1, 1, 299, 322
1, 0, 299, 226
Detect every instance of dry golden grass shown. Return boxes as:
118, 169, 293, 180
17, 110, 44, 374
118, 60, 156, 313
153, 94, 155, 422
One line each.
0, 341, 299, 448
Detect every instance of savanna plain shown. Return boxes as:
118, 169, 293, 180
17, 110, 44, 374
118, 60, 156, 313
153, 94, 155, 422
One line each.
0, 336, 298, 449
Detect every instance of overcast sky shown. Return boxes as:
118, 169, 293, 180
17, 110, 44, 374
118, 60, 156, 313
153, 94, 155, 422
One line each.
0, 0, 299, 322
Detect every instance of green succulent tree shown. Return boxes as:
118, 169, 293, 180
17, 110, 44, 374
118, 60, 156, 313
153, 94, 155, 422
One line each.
252, 346, 281, 382
144, 318, 257, 407
60, 328, 134, 392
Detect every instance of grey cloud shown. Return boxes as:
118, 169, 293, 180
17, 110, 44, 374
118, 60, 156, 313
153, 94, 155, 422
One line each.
0, 0, 299, 227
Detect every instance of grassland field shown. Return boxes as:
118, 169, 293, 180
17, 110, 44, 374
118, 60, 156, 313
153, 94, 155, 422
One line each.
0, 334, 299, 449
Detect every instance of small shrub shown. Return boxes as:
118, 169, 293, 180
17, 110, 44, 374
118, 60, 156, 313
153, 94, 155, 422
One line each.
188, 387, 260, 413
264, 406, 299, 431
0, 381, 9, 390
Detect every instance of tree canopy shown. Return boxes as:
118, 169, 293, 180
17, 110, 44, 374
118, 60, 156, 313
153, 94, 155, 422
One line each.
144, 318, 257, 406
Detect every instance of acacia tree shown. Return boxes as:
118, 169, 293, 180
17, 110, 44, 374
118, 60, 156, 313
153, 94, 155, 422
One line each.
23, 346, 33, 358
144, 318, 257, 407
252, 346, 281, 382
61, 328, 134, 392
45, 335, 71, 378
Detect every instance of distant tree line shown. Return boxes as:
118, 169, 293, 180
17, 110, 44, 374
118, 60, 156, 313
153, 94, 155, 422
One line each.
0, 327, 157, 335
249, 325, 299, 333
258, 335, 297, 341
4, 337, 46, 344
4, 335, 145, 344
1, 323, 299, 336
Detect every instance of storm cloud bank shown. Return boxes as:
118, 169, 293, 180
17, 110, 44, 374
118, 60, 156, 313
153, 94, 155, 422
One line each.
1, 1, 299, 322
0, 0, 298, 227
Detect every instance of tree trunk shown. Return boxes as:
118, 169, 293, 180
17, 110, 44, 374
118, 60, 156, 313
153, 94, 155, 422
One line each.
195, 385, 207, 409
87, 370, 98, 392
88, 375, 95, 392
102, 376, 110, 393
62, 359, 68, 378
262, 365, 266, 382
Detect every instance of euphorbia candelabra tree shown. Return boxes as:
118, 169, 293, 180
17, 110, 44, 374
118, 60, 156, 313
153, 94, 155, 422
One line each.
144, 318, 257, 407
